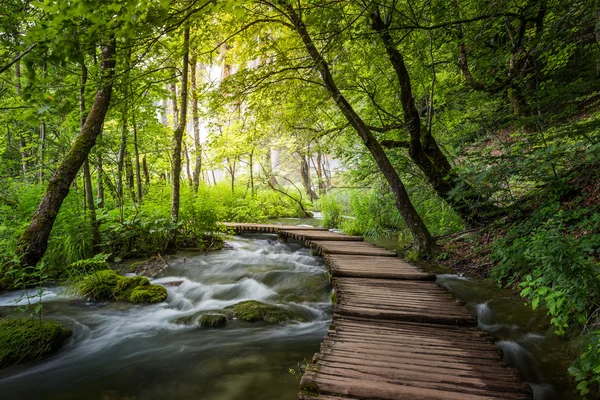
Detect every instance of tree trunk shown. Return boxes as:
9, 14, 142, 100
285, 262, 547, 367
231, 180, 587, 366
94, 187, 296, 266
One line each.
299, 152, 317, 201
39, 61, 47, 183
265, 149, 279, 187
249, 149, 255, 196
142, 155, 150, 185
15, 59, 27, 181
80, 62, 100, 249
191, 58, 202, 193
285, 5, 434, 254
168, 27, 190, 250
39, 121, 46, 183
96, 150, 104, 208
116, 109, 127, 209
16, 40, 116, 267
125, 149, 134, 200
132, 113, 143, 202
315, 152, 325, 195
184, 141, 193, 187
371, 10, 495, 223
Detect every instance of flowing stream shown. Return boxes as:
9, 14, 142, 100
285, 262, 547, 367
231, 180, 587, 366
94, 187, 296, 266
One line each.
0, 235, 332, 400
0, 218, 576, 400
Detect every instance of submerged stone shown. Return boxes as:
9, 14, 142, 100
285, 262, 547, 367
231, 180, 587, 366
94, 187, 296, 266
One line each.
0, 318, 72, 368
171, 312, 229, 328
225, 300, 304, 323
77, 270, 167, 303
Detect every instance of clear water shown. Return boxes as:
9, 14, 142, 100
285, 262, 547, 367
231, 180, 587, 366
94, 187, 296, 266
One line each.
0, 235, 332, 400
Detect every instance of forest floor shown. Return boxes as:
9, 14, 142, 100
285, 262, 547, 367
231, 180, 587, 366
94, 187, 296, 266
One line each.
437, 166, 600, 282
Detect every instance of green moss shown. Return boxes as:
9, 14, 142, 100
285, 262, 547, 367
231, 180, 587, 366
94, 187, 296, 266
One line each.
129, 285, 167, 303
0, 318, 72, 368
77, 270, 167, 303
225, 300, 301, 323
300, 380, 320, 395
330, 291, 336, 304
198, 313, 228, 328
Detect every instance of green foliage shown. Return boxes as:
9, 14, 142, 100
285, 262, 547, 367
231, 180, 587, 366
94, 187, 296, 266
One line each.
569, 331, 600, 397
320, 186, 464, 240
320, 195, 343, 229
66, 253, 111, 277
490, 193, 600, 395
0, 318, 72, 368
76, 270, 167, 303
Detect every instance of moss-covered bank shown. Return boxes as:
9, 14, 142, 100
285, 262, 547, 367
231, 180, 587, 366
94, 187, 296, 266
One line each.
77, 270, 167, 303
0, 318, 72, 368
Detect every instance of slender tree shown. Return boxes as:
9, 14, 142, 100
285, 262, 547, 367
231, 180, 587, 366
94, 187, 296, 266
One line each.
168, 27, 190, 250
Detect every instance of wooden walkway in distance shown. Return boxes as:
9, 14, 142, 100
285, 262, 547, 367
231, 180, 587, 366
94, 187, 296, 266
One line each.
222, 223, 533, 399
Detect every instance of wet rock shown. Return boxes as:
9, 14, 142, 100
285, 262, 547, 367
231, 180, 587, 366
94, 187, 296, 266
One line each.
171, 312, 229, 328
225, 300, 305, 323
0, 318, 72, 369
77, 270, 167, 303
198, 314, 228, 328
129, 254, 169, 278
162, 280, 183, 287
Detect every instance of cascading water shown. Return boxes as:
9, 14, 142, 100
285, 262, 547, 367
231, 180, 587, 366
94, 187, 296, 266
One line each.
0, 235, 332, 400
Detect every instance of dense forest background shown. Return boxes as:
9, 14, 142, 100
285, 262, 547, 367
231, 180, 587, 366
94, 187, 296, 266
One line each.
1, 0, 599, 396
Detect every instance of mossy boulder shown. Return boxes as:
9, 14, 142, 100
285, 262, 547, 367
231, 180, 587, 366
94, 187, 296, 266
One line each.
198, 313, 228, 328
225, 300, 303, 323
77, 270, 167, 303
171, 312, 229, 328
0, 318, 72, 368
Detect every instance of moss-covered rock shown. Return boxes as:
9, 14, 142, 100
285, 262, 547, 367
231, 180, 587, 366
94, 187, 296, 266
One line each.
225, 300, 303, 323
129, 285, 168, 303
0, 318, 72, 368
198, 313, 228, 328
77, 270, 167, 303
171, 312, 229, 328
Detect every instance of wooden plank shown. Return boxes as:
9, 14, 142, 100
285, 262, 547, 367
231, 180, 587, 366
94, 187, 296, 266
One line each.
221, 222, 327, 232
307, 240, 398, 257
325, 254, 435, 280
280, 229, 364, 242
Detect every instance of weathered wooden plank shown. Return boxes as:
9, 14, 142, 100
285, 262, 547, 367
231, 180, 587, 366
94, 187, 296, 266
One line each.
307, 240, 398, 257
280, 229, 364, 242
325, 254, 436, 280
301, 372, 531, 400
221, 222, 327, 232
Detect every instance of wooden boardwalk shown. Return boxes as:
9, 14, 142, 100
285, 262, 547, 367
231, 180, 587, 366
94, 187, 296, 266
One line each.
222, 223, 532, 399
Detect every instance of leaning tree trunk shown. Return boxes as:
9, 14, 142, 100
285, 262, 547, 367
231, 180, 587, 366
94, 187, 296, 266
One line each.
80, 62, 101, 249
371, 9, 497, 223
16, 41, 116, 267
284, 4, 435, 254
168, 27, 190, 250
